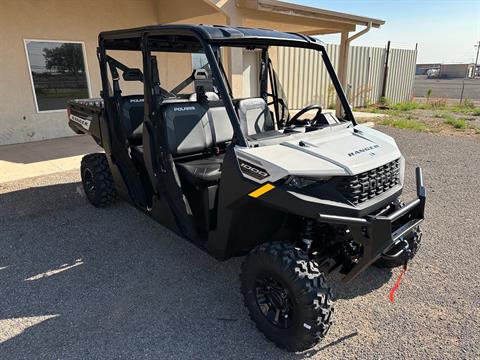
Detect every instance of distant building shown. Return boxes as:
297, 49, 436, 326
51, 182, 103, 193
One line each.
416, 63, 478, 79
416, 63, 441, 75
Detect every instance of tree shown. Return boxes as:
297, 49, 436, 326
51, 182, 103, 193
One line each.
43, 43, 85, 76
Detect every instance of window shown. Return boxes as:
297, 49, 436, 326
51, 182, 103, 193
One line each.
24, 40, 90, 112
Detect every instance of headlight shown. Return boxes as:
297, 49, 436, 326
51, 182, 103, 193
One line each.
284, 176, 332, 189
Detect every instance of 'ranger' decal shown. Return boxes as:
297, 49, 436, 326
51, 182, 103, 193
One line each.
239, 160, 270, 180
70, 114, 91, 131
348, 144, 380, 157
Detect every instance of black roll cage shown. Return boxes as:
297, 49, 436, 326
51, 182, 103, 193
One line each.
97, 25, 356, 150
95, 25, 358, 237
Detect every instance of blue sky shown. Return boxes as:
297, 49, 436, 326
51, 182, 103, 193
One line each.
290, 0, 480, 63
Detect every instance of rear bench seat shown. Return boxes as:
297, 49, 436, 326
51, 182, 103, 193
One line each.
132, 97, 272, 187
132, 100, 233, 186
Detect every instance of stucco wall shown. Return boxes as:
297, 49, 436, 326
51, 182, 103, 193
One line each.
0, 0, 160, 145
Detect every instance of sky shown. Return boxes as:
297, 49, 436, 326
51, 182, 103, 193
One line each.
290, 0, 480, 64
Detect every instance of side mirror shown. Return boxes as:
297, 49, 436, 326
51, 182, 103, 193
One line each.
123, 68, 143, 82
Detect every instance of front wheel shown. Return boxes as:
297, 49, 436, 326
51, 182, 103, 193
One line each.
240, 242, 333, 352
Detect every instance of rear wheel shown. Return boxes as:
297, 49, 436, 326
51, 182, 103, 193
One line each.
81, 153, 116, 207
240, 242, 333, 352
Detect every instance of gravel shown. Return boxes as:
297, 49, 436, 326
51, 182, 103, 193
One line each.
0, 127, 479, 359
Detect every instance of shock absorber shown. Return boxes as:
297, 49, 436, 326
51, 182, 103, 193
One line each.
301, 218, 316, 253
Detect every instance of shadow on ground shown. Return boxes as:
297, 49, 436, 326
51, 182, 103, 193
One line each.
0, 180, 391, 359
0, 135, 100, 164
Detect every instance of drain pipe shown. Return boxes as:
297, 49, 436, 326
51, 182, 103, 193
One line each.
336, 22, 372, 116
348, 22, 372, 44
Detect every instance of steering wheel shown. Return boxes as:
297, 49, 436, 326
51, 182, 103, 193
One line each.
287, 104, 323, 126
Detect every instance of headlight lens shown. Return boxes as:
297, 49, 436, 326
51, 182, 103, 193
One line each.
284, 176, 332, 189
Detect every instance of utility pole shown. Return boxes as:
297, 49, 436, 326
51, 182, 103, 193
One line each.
474, 41, 480, 78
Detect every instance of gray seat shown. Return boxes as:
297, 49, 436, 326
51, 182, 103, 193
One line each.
236, 98, 274, 136
160, 101, 233, 186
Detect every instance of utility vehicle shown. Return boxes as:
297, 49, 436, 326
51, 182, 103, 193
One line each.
68, 24, 425, 351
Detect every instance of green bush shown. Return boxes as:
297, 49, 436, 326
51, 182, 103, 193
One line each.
443, 117, 466, 129
390, 101, 424, 111
379, 97, 390, 106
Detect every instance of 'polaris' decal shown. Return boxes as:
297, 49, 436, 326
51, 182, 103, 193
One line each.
239, 160, 270, 180
70, 114, 91, 131
173, 106, 196, 112
348, 144, 380, 157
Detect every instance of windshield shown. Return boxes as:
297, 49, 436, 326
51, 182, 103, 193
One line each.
215, 44, 352, 143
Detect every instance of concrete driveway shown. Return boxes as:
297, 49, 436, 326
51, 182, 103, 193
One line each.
0, 127, 479, 359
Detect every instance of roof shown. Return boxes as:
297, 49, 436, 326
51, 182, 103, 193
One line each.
239, 0, 385, 28
99, 24, 325, 49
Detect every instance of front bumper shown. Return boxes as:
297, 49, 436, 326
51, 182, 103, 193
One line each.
318, 167, 426, 282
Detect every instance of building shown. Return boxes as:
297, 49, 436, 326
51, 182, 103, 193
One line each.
0, 0, 383, 145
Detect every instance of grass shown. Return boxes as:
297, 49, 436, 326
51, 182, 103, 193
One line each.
389, 101, 426, 111
378, 118, 427, 132
355, 100, 480, 134
443, 115, 467, 129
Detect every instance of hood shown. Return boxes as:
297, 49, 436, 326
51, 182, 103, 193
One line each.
281, 125, 401, 175
235, 125, 402, 183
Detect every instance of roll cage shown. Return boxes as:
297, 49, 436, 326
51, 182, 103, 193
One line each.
95, 24, 357, 248
97, 25, 356, 146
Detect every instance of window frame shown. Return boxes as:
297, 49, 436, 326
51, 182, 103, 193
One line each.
23, 39, 92, 113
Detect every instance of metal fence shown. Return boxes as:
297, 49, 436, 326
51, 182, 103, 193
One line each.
275, 44, 418, 109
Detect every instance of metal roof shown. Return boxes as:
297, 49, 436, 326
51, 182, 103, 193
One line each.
241, 0, 385, 28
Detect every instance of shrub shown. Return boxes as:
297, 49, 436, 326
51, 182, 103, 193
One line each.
391, 101, 423, 111
443, 116, 466, 129
426, 89, 432, 99
462, 99, 475, 108
379, 97, 390, 106
428, 98, 447, 109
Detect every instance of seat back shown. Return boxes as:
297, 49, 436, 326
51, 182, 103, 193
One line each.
236, 98, 274, 136
118, 95, 144, 142
162, 102, 213, 156
207, 105, 234, 144
162, 100, 235, 157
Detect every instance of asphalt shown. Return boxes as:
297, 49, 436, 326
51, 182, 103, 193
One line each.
0, 127, 479, 359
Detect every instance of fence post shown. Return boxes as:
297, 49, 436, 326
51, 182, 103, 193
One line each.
381, 40, 391, 99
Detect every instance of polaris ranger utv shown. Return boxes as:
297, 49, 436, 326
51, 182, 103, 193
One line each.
68, 25, 425, 352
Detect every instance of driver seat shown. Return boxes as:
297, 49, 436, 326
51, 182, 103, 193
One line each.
237, 98, 274, 136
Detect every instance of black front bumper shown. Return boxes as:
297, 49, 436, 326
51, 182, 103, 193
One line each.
318, 167, 426, 282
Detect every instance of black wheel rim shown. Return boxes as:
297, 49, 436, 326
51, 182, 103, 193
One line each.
255, 274, 293, 329
83, 168, 95, 195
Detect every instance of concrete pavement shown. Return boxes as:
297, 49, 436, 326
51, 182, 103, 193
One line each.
0, 135, 101, 184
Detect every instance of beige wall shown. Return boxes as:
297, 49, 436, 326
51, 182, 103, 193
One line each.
0, 0, 159, 145
0, 0, 364, 145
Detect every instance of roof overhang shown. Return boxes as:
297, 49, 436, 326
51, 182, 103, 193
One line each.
238, 0, 384, 30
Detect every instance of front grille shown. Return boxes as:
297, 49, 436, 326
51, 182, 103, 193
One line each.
338, 159, 401, 205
